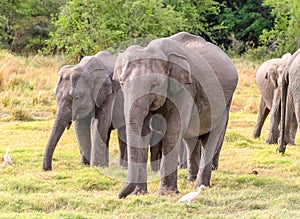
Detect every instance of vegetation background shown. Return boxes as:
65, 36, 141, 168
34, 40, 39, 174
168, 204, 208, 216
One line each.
0, 0, 300, 218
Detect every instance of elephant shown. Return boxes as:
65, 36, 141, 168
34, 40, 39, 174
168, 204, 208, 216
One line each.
42, 51, 129, 170
297, 35, 300, 50
113, 32, 238, 198
279, 48, 300, 153
253, 53, 297, 145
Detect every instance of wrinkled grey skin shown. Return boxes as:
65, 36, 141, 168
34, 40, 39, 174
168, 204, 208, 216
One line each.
42, 51, 128, 170
114, 32, 238, 198
297, 35, 300, 50
253, 53, 297, 145
279, 49, 300, 153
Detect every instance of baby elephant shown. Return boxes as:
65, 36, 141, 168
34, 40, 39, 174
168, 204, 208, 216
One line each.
253, 53, 297, 145
42, 51, 127, 170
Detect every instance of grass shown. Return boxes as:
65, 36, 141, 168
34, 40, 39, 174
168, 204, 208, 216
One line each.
0, 50, 300, 218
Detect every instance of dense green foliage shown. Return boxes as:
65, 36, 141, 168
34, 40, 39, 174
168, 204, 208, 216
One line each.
0, 0, 66, 54
0, 0, 299, 58
260, 0, 300, 55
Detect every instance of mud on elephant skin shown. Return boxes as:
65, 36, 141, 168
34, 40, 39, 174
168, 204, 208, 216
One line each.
114, 32, 238, 198
279, 48, 300, 153
42, 51, 128, 170
253, 53, 297, 145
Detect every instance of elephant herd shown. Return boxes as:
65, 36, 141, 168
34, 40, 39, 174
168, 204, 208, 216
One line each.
42, 32, 299, 199
253, 49, 300, 153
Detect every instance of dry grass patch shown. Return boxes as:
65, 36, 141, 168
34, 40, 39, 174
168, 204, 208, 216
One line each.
0, 50, 67, 120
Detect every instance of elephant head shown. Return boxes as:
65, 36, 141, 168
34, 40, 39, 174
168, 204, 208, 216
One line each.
70, 52, 116, 121
43, 51, 116, 170
42, 64, 88, 170
265, 53, 292, 89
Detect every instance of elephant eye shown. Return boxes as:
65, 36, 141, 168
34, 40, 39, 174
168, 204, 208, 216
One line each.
151, 84, 157, 89
74, 95, 81, 100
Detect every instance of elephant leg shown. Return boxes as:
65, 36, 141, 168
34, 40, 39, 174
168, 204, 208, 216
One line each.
195, 110, 229, 187
212, 108, 229, 170
253, 97, 270, 138
288, 113, 297, 146
117, 126, 128, 168
150, 140, 162, 172
90, 107, 111, 167
158, 111, 180, 195
266, 90, 281, 144
178, 139, 187, 169
185, 137, 201, 182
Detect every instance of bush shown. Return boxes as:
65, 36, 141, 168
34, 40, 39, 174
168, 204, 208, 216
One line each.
10, 107, 32, 121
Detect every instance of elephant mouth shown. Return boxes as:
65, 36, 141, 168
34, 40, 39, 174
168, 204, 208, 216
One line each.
149, 97, 165, 111
67, 121, 72, 130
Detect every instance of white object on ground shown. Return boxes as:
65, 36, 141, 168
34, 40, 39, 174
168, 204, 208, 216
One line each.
178, 185, 206, 205
4, 147, 12, 165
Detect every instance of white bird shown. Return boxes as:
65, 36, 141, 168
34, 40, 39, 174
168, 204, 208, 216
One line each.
4, 147, 12, 165
178, 185, 206, 205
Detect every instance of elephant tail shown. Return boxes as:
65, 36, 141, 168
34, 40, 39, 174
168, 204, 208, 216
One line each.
279, 71, 288, 153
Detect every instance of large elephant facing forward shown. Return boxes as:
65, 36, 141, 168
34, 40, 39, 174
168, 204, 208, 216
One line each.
42, 51, 127, 170
114, 32, 238, 198
253, 53, 297, 145
279, 49, 300, 153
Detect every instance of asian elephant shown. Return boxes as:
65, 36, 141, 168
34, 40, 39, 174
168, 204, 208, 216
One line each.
113, 32, 238, 198
253, 53, 297, 145
279, 49, 300, 153
42, 51, 128, 170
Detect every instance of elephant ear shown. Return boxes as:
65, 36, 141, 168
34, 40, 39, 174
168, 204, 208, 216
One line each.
69, 69, 81, 96
265, 66, 278, 89
113, 51, 125, 82
168, 53, 192, 84
167, 53, 192, 94
92, 69, 113, 107
113, 66, 122, 82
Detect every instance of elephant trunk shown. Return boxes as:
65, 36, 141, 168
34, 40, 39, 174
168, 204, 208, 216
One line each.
279, 75, 288, 153
43, 109, 72, 170
73, 112, 93, 165
118, 95, 153, 198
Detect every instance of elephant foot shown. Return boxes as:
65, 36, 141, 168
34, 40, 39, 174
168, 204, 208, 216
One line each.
118, 183, 137, 199
186, 175, 196, 183
212, 163, 218, 170
150, 162, 160, 172
194, 173, 211, 187
265, 138, 277, 145
80, 155, 90, 166
132, 183, 148, 195
179, 161, 187, 169
119, 159, 128, 169
158, 186, 179, 196
287, 142, 296, 146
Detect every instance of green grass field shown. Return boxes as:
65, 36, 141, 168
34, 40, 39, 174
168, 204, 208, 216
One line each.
0, 52, 299, 218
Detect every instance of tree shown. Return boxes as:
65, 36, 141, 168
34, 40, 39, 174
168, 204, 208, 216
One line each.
260, 0, 300, 55
210, 0, 273, 52
44, 0, 186, 59
162, 0, 220, 41
0, 0, 66, 54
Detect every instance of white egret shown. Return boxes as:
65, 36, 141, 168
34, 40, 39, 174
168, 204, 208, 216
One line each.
178, 185, 206, 205
4, 147, 12, 165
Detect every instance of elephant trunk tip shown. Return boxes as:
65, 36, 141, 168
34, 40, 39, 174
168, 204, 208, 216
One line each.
277, 137, 286, 154
42, 161, 52, 171
118, 183, 136, 199
42, 167, 52, 171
